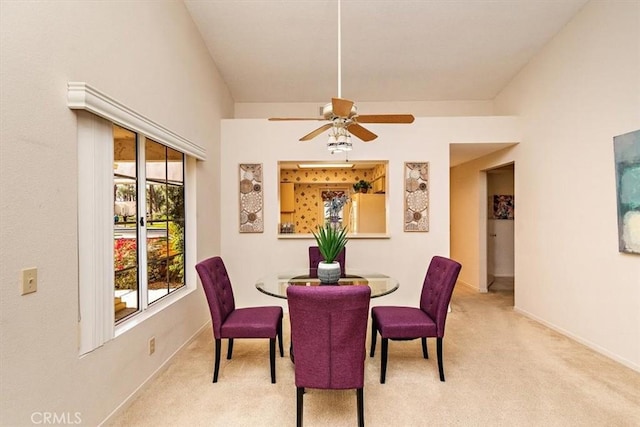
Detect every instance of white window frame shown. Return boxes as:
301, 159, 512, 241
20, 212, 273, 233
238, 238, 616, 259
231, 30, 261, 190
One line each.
70, 83, 204, 355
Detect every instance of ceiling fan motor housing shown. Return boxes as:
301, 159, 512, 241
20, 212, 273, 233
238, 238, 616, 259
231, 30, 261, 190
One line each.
322, 102, 358, 120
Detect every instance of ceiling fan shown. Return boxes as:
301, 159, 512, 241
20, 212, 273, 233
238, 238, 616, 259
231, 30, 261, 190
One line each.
268, 0, 414, 150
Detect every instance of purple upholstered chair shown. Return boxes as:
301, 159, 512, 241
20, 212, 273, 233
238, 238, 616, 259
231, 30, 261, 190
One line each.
195, 256, 284, 383
308, 246, 346, 277
287, 285, 371, 427
370, 256, 461, 383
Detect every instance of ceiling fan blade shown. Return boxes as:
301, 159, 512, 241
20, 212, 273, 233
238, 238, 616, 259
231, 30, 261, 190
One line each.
356, 114, 415, 124
348, 123, 377, 142
300, 123, 333, 141
268, 117, 324, 121
332, 97, 354, 117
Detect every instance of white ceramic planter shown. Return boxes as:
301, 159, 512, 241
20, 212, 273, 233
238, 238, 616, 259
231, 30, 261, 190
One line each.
317, 261, 341, 284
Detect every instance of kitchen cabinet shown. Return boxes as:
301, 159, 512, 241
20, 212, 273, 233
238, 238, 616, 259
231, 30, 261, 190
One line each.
280, 182, 294, 212
372, 176, 386, 193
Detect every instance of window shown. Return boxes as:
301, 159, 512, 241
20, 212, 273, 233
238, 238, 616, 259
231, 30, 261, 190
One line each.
113, 126, 139, 321
70, 82, 203, 355
113, 126, 186, 323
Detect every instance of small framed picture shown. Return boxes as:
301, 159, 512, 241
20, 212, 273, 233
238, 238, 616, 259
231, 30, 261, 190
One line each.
493, 195, 514, 219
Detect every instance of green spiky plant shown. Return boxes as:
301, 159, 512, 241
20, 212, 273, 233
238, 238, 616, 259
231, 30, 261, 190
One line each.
311, 223, 348, 263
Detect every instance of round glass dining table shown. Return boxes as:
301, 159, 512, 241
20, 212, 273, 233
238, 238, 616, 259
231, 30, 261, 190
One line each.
255, 269, 399, 299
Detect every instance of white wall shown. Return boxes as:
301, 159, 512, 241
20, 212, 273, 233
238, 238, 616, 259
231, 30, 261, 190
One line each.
493, 0, 639, 370
220, 117, 520, 312
0, 2, 233, 425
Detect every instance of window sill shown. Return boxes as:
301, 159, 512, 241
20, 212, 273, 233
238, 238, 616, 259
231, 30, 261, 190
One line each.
114, 286, 195, 337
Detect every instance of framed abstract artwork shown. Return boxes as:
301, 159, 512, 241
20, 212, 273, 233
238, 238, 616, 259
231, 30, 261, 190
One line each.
493, 195, 514, 219
613, 130, 640, 254
239, 163, 263, 233
404, 162, 429, 232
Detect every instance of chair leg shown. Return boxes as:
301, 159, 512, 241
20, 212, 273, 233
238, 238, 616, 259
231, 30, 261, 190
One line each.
380, 338, 388, 384
270, 338, 276, 383
369, 319, 377, 357
296, 387, 304, 427
278, 318, 284, 357
437, 337, 445, 382
227, 338, 234, 360
357, 388, 364, 427
213, 338, 221, 383
422, 337, 429, 359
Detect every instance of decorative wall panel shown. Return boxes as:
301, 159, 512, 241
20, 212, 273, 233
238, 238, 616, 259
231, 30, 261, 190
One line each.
404, 162, 429, 232
239, 164, 263, 233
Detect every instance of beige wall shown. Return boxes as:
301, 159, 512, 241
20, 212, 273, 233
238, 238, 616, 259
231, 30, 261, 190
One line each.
0, 1, 233, 425
221, 116, 520, 312
454, 0, 640, 370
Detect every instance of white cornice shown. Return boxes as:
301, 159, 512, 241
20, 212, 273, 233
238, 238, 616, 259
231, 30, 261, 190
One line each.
67, 82, 206, 160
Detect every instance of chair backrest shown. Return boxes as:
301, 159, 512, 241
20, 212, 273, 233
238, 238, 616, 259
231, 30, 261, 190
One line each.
287, 285, 370, 389
195, 256, 236, 339
419, 256, 462, 337
308, 246, 346, 277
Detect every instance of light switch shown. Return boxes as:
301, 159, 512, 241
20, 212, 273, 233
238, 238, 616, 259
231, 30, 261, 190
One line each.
21, 268, 37, 295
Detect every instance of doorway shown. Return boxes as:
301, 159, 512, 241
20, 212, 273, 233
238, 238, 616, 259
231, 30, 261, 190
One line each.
486, 164, 515, 292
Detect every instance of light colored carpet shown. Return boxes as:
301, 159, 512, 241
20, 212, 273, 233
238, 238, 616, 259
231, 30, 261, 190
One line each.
108, 286, 640, 426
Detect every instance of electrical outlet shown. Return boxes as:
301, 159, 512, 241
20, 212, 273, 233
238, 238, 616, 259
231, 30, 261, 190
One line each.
149, 337, 156, 355
21, 268, 38, 295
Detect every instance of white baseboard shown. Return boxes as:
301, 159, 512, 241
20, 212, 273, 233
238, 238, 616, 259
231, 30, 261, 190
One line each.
514, 307, 640, 373
457, 279, 482, 292
98, 321, 211, 426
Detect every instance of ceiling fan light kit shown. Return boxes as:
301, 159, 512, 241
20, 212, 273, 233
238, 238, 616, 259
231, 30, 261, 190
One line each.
327, 121, 352, 154
267, 0, 415, 152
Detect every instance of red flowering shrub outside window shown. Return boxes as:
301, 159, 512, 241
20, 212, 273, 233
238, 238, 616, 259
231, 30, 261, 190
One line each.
114, 238, 136, 270
114, 238, 137, 290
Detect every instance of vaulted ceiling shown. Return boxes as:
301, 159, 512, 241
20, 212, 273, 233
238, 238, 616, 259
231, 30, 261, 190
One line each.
184, 0, 588, 104
184, 0, 588, 165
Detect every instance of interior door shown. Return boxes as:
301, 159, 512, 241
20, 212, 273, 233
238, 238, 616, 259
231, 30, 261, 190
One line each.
487, 219, 496, 286
491, 219, 515, 277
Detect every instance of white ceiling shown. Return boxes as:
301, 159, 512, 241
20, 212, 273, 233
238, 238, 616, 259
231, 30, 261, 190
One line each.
184, 0, 588, 104
184, 0, 586, 166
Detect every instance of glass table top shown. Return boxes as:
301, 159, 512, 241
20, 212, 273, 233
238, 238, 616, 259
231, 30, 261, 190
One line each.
255, 270, 399, 300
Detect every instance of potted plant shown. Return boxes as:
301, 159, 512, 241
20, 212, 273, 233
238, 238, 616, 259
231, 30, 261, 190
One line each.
353, 179, 372, 193
311, 223, 348, 284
